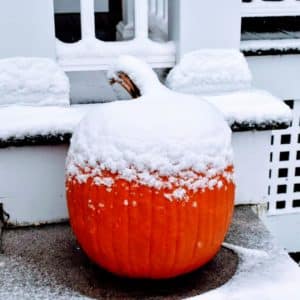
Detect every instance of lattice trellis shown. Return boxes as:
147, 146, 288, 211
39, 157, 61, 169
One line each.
268, 100, 300, 216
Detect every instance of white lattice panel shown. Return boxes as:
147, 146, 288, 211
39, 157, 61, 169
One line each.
268, 100, 300, 216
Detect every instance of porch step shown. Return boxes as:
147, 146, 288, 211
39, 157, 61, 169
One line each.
0, 225, 237, 299
0, 206, 299, 299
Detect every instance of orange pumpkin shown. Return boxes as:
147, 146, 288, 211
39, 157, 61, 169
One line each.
66, 56, 235, 279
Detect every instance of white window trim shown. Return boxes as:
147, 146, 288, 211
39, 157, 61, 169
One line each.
242, 0, 300, 17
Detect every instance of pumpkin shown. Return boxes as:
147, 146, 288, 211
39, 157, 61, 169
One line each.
66, 56, 235, 279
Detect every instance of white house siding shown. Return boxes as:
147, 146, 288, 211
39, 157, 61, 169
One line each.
247, 54, 300, 100
168, 0, 241, 60
0, 0, 56, 59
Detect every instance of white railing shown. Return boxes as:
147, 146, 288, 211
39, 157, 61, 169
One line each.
149, 0, 168, 41
56, 0, 175, 71
242, 0, 300, 17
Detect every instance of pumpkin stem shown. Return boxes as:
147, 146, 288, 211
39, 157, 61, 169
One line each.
110, 72, 141, 99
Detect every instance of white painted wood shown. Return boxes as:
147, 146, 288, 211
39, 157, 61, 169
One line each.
56, 0, 175, 71
80, 0, 96, 39
0, 0, 56, 59
267, 100, 300, 216
1, 130, 272, 225
149, 0, 156, 14
149, 0, 168, 41
261, 213, 300, 252
134, 0, 148, 39
168, 0, 241, 60
242, 0, 300, 17
116, 0, 135, 41
246, 55, 300, 100
232, 130, 271, 205
0, 146, 69, 225
59, 51, 175, 71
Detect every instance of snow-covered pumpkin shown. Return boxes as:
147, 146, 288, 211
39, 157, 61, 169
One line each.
66, 56, 235, 279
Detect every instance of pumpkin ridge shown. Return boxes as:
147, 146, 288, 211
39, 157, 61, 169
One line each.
170, 201, 179, 275
147, 189, 154, 277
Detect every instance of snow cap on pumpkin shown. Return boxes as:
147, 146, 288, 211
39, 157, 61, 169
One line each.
67, 56, 234, 195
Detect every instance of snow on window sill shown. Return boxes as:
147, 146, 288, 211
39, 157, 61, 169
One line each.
241, 38, 300, 56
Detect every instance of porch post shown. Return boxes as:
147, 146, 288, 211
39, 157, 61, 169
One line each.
134, 0, 149, 39
80, 0, 96, 40
168, 0, 242, 61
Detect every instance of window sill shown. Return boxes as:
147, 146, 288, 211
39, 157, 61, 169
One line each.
241, 38, 300, 56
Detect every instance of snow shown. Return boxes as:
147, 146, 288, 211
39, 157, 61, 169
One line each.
241, 38, 300, 53
166, 50, 252, 95
56, 37, 175, 62
166, 50, 292, 127
204, 89, 292, 127
0, 57, 70, 106
0, 104, 101, 141
188, 243, 300, 300
67, 56, 234, 197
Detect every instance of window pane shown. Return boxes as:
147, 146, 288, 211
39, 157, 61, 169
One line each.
94, 0, 123, 41
54, 0, 81, 43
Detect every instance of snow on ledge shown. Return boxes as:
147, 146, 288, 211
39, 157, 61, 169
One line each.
241, 38, 300, 54
56, 38, 176, 71
166, 50, 292, 128
166, 49, 252, 95
0, 104, 100, 142
0, 57, 70, 106
204, 89, 292, 129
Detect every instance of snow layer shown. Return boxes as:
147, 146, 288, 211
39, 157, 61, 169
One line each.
166, 50, 292, 126
67, 56, 234, 195
56, 37, 175, 64
166, 50, 252, 95
241, 38, 300, 53
204, 89, 292, 127
0, 57, 70, 106
188, 243, 300, 300
0, 104, 101, 141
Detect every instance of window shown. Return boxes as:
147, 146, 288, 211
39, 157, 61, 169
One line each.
94, 0, 123, 41
241, 1, 300, 55
54, 0, 82, 43
53, 0, 124, 43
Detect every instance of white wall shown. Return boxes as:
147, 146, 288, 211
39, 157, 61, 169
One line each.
169, 0, 242, 60
0, 145, 69, 225
1, 130, 271, 226
233, 131, 271, 205
54, 0, 109, 13
0, 0, 56, 59
247, 54, 300, 100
